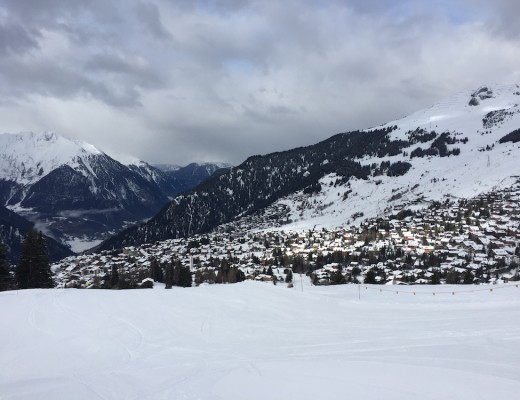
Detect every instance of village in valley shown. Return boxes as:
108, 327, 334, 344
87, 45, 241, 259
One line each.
52, 179, 520, 289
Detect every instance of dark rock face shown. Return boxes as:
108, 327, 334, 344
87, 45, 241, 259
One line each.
0, 180, 20, 204
469, 87, 494, 106
469, 97, 480, 106
154, 163, 232, 197
127, 163, 179, 199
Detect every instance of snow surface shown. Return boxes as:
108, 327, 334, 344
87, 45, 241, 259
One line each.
65, 237, 103, 253
107, 152, 145, 167
0, 131, 104, 185
2, 280, 520, 399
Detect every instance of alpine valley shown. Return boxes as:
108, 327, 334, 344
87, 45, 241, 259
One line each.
0, 131, 231, 254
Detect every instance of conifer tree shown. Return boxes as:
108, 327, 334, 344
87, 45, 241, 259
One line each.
172, 259, 182, 286
110, 265, 119, 289
285, 269, 293, 283
15, 229, 55, 289
15, 229, 36, 289
221, 258, 230, 282
227, 267, 237, 284
463, 270, 474, 284
215, 268, 223, 284
0, 242, 13, 291
35, 232, 54, 288
364, 269, 377, 284
431, 271, 441, 285
164, 263, 174, 289
150, 258, 163, 282
179, 266, 192, 288
329, 269, 346, 285
236, 268, 245, 283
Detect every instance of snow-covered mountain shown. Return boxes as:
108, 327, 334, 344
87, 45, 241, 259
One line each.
99, 83, 520, 250
258, 84, 520, 230
0, 132, 104, 186
0, 132, 170, 251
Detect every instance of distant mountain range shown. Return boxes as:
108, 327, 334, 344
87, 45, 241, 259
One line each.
98, 84, 520, 251
153, 162, 232, 196
0, 131, 231, 254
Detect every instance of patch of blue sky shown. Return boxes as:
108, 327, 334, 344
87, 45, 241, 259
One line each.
223, 58, 257, 75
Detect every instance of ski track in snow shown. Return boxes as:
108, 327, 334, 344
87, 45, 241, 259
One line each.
1, 280, 520, 399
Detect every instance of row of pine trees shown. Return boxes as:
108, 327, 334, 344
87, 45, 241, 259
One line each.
0, 229, 54, 291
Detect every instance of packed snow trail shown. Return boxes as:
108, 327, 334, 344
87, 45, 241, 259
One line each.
1, 280, 520, 399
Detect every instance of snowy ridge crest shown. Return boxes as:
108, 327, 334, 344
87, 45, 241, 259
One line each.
0, 131, 104, 184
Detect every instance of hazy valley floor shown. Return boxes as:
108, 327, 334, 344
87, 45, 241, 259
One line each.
1, 279, 520, 399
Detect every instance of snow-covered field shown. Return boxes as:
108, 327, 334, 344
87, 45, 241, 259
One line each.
2, 279, 520, 400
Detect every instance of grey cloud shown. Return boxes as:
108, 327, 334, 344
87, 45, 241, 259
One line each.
0, 22, 40, 55
2, 0, 80, 19
2, 0, 111, 24
0, 59, 143, 107
0, 0, 519, 166
135, 2, 172, 39
464, 0, 520, 39
85, 53, 163, 88
0, 0, 166, 107
1, 0, 127, 47
165, 0, 254, 13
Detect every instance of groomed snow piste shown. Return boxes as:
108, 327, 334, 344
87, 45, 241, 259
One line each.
1, 279, 520, 399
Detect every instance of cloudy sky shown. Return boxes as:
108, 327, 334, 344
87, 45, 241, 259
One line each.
0, 0, 519, 166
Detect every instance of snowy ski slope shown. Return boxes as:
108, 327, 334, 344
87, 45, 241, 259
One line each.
1, 279, 520, 399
